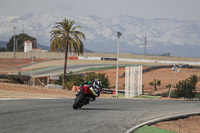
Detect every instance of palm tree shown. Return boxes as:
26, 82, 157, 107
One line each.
50, 19, 85, 89
149, 78, 161, 91
188, 74, 200, 87
166, 84, 172, 92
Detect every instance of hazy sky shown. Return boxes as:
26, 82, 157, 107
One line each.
1, 0, 200, 20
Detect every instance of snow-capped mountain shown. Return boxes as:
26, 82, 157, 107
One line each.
0, 13, 200, 57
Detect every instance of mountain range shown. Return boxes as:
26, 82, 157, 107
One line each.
0, 41, 6, 47
0, 13, 200, 57
0, 41, 93, 53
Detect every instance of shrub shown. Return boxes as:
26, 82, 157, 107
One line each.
173, 74, 200, 99
154, 92, 168, 97
54, 72, 110, 90
195, 92, 200, 100
84, 73, 110, 89
54, 72, 84, 90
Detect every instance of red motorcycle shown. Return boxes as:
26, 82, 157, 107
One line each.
73, 81, 101, 109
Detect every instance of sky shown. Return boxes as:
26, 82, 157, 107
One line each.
0, 0, 200, 21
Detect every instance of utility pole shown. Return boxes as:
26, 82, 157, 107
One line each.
13, 27, 17, 59
115, 31, 122, 98
168, 64, 182, 98
33, 40, 36, 48
23, 25, 25, 34
16, 38, 18, 52
30, 52, 36, 86
144, 33, 147, 55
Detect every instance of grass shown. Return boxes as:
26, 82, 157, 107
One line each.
21, 64, 117, 75
21, 66, 54, 74
74, 65, 123, 73
76, 64, 152, 73
134, 126, 176, 133
118, 94, 125, 98
117, 94, 161, 99
135, 95, 161, 99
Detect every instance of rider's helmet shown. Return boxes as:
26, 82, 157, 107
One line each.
81, 81, 91, 87
95, 78, 102, 86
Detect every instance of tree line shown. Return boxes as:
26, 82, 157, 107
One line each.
0, 33, 37, 52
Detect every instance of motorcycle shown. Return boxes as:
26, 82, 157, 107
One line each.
72, 82, 100, 109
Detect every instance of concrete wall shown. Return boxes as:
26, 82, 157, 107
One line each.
0, 52, 65, 59
83, 52, 200, 62
0, 52, 200, 63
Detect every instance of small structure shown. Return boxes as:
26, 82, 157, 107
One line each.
32, 48, 48, 52
125, 66, 143, 98
24, 41, 47, 52
32, 48, 42, 52
24, 40, 32, 52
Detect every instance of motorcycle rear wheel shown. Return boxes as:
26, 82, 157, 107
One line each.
73, 93, 86, 109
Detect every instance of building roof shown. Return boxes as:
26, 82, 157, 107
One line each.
24, 40, 32, 43
32, 48, 42, 50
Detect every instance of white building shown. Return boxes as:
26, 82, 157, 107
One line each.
24, 40, 32, 52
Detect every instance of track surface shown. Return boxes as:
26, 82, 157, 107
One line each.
22, 64, 116, 77
1, 98, 200, 133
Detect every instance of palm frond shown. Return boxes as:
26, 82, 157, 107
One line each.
50, 18, 85, 55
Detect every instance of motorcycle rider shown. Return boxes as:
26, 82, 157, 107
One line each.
76, 78, 102, 101
89, 78, 102, 97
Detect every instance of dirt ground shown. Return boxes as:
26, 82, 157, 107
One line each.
93, 67, 200, 94
0, 58, 200, 132
0, 78, 112, 98
0, 58, 48, 74
152, 115, 200, 133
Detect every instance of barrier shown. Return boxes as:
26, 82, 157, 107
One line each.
119, 58, 200, 66
1, 52, 200, 66
103, 57, 117, 61
102, 89, 113, 94
78, 56, 102, 60
72, 86, 79, 92
101, 89, 125, 94
68, 56, 78, 60
8, 75, 31, 84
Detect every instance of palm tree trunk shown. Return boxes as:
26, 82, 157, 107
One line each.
63, 45, 68, 89
154, 85, 157, 91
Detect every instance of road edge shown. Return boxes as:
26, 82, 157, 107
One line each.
124, 112, 200, 133
0, 97, 74, 100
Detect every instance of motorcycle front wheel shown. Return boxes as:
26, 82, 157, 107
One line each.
73, 93, 86, 109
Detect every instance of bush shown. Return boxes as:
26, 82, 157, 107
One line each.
195, 92, 200, 100
173, 80, 195, 99
173, 74, 200, 99
54, 72, 84, 90
154, 92, 168, 97
84, 73, 110, 89
54, 72, 110, 90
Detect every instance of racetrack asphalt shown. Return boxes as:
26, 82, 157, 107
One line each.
0, 98, 200, 133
